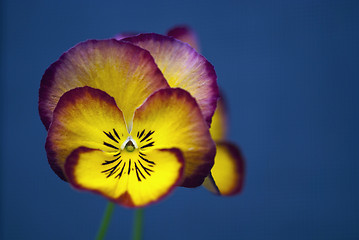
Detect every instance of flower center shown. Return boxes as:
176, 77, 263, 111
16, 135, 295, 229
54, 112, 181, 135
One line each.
101, 129, 156, 182
125, 140, 135, 152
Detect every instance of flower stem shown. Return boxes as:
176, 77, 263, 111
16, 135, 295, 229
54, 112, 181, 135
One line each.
96, 201, 115, 240
132, 208, 144, 240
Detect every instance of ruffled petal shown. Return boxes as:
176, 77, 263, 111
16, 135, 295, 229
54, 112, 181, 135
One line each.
45, 87, 128, 180
123, 33, 219, 126
131, 88, 216, 187
39, 39, 169, 130
65, 147, 184, 207
203, 142, 245, 196
209, 96, 228, 141
167, 25, 200, 51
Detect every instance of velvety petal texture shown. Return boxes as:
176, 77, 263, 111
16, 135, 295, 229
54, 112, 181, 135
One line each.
46, 87, 128, 180
132, 88, 216, 187
167, 25, 200, 51
39, 39, 169, 130
204, 142, 245, 196
123, 33, 219, 126
65, 147, 184, 207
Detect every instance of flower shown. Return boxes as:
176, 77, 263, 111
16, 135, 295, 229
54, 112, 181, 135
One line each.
166, 26, 245, 196
203, 96, 245, 195
39, 37, 219, 207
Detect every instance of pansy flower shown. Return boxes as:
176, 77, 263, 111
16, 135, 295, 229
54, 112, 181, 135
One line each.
39, 39, 218, 207
166, 26, 245, 195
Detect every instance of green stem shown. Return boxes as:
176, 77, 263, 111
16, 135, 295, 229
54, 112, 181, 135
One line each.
96, 201, 115, 240
132, 208, 144, 240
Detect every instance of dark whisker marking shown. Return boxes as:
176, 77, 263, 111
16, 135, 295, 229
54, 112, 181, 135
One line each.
139, 154, 155, 165
117, 162, 126, 178
134, 163, 141, 181
102, 160, 122, 177
139, 152, 147, 156
102, 156, 121, 165
138, 129, 145, 139
103, 131, 118, 143
146, 138, 152, 142
137, 131, 139, 138
141, 142, 154, 149
135, 162, 146, 181
110, 160, 123, 176
140, 130, 154, 142
103, 142, 119, 150
113, 152, 121, 157
128, 160, 131, 175
113, 129, 121, 141
138, 160, 153, 176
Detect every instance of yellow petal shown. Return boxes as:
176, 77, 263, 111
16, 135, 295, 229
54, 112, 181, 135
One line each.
46, 87, 128, 180
124, 34, 219, 126
131, 88, 216, 187
203, 142, 245, 196
39, 39, 169, 130
65, 147, 184, 207
209, 96, 228, 141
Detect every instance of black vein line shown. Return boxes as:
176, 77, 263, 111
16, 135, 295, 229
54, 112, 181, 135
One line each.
140, 131, 154, 142
135, 162, 146, 181
110, 160, 123, 176
117, 162, 126, 178
141, 141, 154, 149
103, 141, 119, 150
145, 138, 152, 142
102, 156, 121, 165
128, 160, 131, 175
139, 152, 147, 156
138, 160, 153, 176
103, 131, 119, 143
113, 129, 121, 141
102, 160, 122, 177
114, 152, 121, 157
139, 154, 155, 165
138, 129, 145, 139
135, 163, 141, 181
137, 131, 140, 138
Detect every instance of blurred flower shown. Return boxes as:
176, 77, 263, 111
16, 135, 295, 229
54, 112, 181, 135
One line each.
203, 96, 245, 195
166, 25, 245, 196
39, 38, 218, 206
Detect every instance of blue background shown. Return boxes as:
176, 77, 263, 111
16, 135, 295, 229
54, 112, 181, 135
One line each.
1, 0, 359, 239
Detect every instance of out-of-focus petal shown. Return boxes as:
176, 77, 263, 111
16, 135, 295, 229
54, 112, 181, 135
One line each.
203, 142, 245, 196
132, 88, 216, 187
39, 39, 169, 130
65, 147, 184, 207
209, 96, 228, 141
123, 33, 219, 126
167, 25, 200, 51
45, 87, 128, 180
114, 32, 138, 41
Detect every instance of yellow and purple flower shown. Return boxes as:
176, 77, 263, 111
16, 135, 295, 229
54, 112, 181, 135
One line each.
39, 36, 219, 207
